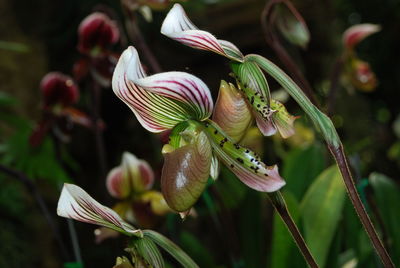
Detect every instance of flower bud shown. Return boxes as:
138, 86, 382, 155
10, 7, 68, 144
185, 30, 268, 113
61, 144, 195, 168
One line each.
40, 72, 79, 107
78, 12, 120, 56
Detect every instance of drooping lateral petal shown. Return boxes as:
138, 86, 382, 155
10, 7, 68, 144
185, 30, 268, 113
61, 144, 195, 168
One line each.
161, 4, 244, 62
161, 131, 212, 212
134, 71, 213, 122
106, 167, 131, 199
212, 80, 252, 142
270, 99, 297, 138
254, 111, 277, 137
57, 183, 142, 237
203, 120, 285, 192
112, 46, 190, 132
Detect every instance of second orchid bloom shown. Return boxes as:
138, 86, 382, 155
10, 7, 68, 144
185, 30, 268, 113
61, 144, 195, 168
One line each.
112, 46, 285, 212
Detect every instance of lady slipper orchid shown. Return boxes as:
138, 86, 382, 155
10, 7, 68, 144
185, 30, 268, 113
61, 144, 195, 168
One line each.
343, 23, 381, 50
107, 152, 155, 198
112, 46, 285, 212
104, 152, 170, 232
40, 72, 79, 108
78, 12, 120, 56
161, 4, 297, 139
57, 183, 143, 237
30, 72, 94, 146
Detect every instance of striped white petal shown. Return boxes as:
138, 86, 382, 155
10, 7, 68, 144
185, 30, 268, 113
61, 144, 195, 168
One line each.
161, 4, 244, 62
57, 183, 142, 237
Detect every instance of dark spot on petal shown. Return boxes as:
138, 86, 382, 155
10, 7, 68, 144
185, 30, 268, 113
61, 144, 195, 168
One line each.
236, 158, 244, 164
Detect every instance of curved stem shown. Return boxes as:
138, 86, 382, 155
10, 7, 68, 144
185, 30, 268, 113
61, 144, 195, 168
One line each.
247, 54, 394, 267
269, 192, 319, 268
328, 144, 395, 268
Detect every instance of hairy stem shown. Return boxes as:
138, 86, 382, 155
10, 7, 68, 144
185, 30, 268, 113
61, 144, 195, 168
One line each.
0, 164, 72, 262
247, 53, 394, 267
328, 144, 394, 268
269, 192, 319, 268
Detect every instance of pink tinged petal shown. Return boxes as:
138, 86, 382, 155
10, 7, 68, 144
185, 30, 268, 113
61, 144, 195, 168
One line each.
343, 23, 381, 49
122, 152, 155, 193
106, 167, 130, 199
212, 80, 252, 142
270, 99, 297, 138
161, 131, 212, 212
254, 111, 277, 136
204, 120, 285, 192
57, 183, 142, 237
112, 46, 189, 132
161, 4, 244, 62
134, 71, 214, 122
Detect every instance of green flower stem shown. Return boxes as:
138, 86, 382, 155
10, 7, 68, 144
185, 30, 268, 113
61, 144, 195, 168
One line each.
269, 191, 319, 268
248, 54, 394, 268
143, 230, 199, 268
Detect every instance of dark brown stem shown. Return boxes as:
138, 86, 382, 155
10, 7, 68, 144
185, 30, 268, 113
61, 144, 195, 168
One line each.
122, 4, 162, 73
328, 144, 395, 268
0, 164, 72, 262
366, 189, 390, 250
261, 0, 319, 106
269, 192, 319, 268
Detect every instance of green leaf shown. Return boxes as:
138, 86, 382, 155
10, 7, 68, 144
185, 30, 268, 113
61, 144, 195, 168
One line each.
369, 172, 400, 266
179, 231, 216, 268
0, 41, 30, 53
63, 262, 84, 268
282, 143, 325, 200
300, 165, 346, 267
134, 236, 165, 268
239, 191, 263, 268
270, 190, 305, 268
143, 230, 199, 268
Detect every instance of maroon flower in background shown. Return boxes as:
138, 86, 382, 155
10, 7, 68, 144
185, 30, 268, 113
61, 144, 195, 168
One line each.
40, 72, 79, 108
78, 12, 120, 56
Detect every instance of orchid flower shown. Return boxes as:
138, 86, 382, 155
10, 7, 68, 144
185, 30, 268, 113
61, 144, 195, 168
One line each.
57, 183, 199, 268
102, 152, 170, 235
112, 46, 285, 212
30, 72, 96, 147
341, 24, 380, 92
78, 12, 120, 56
161, 3, 297, 139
